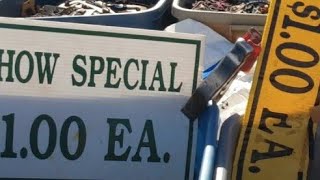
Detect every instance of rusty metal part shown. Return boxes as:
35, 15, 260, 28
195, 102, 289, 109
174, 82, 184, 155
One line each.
94, 1, 116, 13
110, 4, 148, 11
241, 1, 269, 13
73, 0, 104, 13
192, 0, 269, 14
21, 0, 36, 17
26, 0, 150, 17
192, 0, 231, 11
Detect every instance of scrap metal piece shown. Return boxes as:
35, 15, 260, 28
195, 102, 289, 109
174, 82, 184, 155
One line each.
94, 1, 104, 6
111, 4, 147, 11
228, 3, 245, 13
60, 6, 78, 15
192, 0, 231, 11
126, 4, 148, 11
94, 1, 116, 13
29, 0, 150, 17
77, 1, 104, 13
21, 0, 36, 17
42, 5, 63, 14
70, 8, 86, 15
58, 3, 68, 8
181, 38, 253, 121
192, 0, 270, 14
84, 9, 97, 15
110, 4, 146, 11
33, 5, 68, 17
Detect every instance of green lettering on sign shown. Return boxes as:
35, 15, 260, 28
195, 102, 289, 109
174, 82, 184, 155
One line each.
0, 49, 14, 82
88, 56, 104, 87
15, 50, 34, 83
35, 52, 59, 84
105, 57, 122, 88
105, 118, 132, 161
132, 120, 161, 162
124, 58, 139, 90
149, 61, 166, 92
72, 55, 87, 87
168, 62, 182, 92
139, 60, 149, 90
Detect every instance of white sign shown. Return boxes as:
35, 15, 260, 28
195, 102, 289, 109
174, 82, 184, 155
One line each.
0, 17, 204, 179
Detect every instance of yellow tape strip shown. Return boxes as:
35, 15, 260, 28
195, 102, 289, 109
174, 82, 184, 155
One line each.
232, 0, 320, 179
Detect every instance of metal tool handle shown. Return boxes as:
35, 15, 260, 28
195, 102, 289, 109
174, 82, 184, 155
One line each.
181, 39, 253, 121
215, 113, 241, 180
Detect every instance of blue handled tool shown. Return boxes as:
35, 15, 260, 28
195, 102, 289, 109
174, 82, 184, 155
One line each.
215, 113, 241, 180
195, 101, 220, 180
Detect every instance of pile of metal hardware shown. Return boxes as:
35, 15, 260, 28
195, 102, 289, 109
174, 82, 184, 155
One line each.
192, 0, 269, 14
27, 0, 150, 17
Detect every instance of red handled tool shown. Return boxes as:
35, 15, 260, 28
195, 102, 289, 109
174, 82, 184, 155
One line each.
240, 28, 262, 72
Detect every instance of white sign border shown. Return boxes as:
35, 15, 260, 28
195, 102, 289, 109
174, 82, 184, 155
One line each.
0, 18, 203, 180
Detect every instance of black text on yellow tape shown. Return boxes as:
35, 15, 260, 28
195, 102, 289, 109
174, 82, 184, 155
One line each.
232, 0, 320, 179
